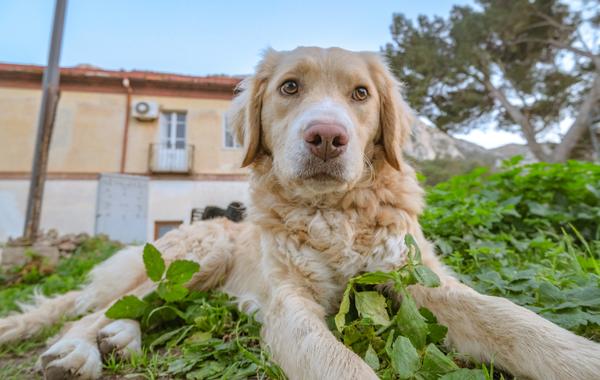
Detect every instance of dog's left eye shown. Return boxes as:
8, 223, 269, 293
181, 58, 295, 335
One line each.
352, 87, 369, 101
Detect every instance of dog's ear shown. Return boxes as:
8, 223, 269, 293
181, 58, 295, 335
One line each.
227, 49, 280, 167
367, 54, 414, 171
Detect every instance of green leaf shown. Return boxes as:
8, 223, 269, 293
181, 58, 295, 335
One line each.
418, 343, 458, 378
538, 282, 566, 304
436, 239, 453, 256
412, 265, 441, 287
440, 368, 486, 380
143, 243, 165, 282
405, 234, 422, 262
105, 295, 148, 319
428, 323, 448, 344
157, 281, 189, 302
335, 284, 353, 332
355, 291, 391, 327
396, 295, 428, 349
353, 271, 396, 285
525, 201, 551, 217
390, 336, 420, 379
166, 260, 200, 284
364, 344, 380, 371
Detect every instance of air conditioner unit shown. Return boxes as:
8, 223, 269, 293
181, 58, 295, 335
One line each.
132, 100, 159, 121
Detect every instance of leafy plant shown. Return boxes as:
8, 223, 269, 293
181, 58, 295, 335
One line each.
422, 159, 600, 340
105, 243, 285, 379
106, 243, 200, 320
334, 235, 486, 379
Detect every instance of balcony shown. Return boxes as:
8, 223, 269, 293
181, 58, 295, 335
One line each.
149, 143, 194, 174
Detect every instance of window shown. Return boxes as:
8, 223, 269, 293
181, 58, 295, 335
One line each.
160, 111, 186, 149
154, 220, 183, 240
223, 113, 241, 149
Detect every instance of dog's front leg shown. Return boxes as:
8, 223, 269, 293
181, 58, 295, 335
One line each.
261, 289, 378, 380
409, 280, 600, 380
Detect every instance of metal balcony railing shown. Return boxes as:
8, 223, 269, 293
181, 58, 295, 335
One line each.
148, 143, 194, 173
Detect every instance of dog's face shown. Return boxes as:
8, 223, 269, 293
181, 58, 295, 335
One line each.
229, 47, 413, 194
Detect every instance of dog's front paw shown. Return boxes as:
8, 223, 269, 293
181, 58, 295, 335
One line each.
97, 319, 142, 359
40, 338, 102, 380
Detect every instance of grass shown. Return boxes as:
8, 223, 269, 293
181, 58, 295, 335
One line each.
0, 236, 121, 380
0, 158, 598, 379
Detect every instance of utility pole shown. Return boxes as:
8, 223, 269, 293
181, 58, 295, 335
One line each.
23, 0, 68, 242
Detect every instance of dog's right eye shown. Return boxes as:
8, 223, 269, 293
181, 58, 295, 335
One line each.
280, 80, 299, 95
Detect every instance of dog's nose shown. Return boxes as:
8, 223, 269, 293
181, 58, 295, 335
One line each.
303, 123, 348, 161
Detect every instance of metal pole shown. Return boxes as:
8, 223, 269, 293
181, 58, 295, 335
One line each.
23, 0, 68, 241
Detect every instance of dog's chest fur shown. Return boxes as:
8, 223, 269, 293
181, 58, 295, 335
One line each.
259, 204, 410, 313
252, 158, 424, 312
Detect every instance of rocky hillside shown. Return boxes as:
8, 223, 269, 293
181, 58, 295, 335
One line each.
404, 119, 499, 162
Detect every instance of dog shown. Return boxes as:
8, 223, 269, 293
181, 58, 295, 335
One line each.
1, 47, 599, 380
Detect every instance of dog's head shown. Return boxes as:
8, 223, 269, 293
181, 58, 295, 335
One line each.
228, 47, 413, 194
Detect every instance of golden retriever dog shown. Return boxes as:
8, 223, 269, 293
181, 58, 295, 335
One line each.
1, 47, 599, 380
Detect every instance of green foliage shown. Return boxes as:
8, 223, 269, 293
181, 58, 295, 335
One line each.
106, 243, 200, 319
105, 244, 284, 379
0, 237, 122, 380
143, 243, 165, 282
385, 0, 599, 160
422, 159, 600, 339
334, 235, 485, 379
0, 237, 121, 316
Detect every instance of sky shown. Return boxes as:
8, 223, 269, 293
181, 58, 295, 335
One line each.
0, 0, 525, 148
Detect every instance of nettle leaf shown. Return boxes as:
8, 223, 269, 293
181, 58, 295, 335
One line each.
418, 343, 458, 378
440, 368, 486, 380
542, 309, 589, 330
364, 344, 380, 371
355, 291, 391, 327
397, 295, 428, 349
405, 234, 422, 262
143, 243, 166, 282
538, 282, 566, 304
106, 295, 148, 319
353, 271, 396, 285
428, 323, 448, 344
335, 284, 353, 332
390, 336, 420, 379
436, 239, 453, 256
412, 265, 441, 287
166, 260, 200, 284
157, 281, 189, 302
525, 201, 551, 217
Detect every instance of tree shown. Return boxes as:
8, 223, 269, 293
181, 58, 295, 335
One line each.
385, 0, 600, 162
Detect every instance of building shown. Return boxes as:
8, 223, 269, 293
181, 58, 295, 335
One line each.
0, 63, 248, 243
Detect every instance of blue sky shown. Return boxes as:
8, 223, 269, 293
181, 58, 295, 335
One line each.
0, 0, 525, 148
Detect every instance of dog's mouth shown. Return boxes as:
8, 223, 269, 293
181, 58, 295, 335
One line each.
297, 156, 347, 183
301, 172, 343, 182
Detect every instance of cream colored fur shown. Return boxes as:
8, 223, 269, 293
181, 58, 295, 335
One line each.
0, 47, 599, 380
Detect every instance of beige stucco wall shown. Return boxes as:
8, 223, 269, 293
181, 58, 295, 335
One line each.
0, 86, 245, 175
0, 179, 98, 241
0, 88, 41, 171
0, 88, 125, 173
125, 95, 245, 174
49, 91, 125, 172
